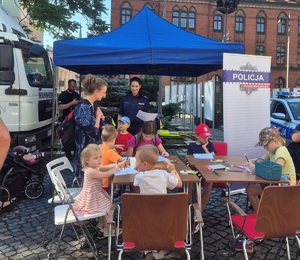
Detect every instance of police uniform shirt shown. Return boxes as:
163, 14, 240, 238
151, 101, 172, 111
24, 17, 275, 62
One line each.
119, 93, 149, 135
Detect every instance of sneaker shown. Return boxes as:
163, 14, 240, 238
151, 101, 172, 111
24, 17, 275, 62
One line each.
229, 237, 254, 253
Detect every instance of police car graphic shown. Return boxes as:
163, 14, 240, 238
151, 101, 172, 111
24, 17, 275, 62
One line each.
270, 92, 300, 142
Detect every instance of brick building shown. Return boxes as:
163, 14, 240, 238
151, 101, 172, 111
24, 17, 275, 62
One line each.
111, 0, 300, 97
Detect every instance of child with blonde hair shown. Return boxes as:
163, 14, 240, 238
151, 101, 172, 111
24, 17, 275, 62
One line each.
99, 125, 127, 193
246, 127, 296, 212
133, 144, 182, 194
72, 144, 125, 235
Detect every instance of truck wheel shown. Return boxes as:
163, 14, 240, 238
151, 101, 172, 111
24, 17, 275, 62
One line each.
25, 181, 43, 199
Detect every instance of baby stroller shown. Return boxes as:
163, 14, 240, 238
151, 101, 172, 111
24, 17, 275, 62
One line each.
0, 146, 45, 212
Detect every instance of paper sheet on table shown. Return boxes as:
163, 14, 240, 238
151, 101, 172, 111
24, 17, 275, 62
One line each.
157, 155, 167, 162
234, 165, 253, 173
136, 110, 158, 121
115, 167, 138, 176
193, 153, 214, 159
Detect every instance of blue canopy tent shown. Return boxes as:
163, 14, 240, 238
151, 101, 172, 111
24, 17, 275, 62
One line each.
53, 6, 245, 76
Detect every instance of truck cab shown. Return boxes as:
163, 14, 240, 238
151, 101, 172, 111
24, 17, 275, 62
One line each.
0, 6, 53, 151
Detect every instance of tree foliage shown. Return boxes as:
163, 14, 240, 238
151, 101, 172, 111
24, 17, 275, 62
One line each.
19, 0, 109, 40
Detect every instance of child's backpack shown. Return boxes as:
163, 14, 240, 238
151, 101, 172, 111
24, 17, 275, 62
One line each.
56, 99, 91, 150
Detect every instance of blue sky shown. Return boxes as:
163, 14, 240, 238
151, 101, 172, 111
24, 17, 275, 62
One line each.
44, 0, 111, 47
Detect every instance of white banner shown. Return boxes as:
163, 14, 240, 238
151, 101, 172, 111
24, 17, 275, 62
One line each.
204, 80, 214, 121
223, 53, 271, 158
164, 85, 170, 104
193, 82, 202, 118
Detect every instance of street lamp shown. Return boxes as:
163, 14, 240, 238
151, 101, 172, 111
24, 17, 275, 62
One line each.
278, 13, 290, 91
216, 0, 239, 42
286, 13, 290, 91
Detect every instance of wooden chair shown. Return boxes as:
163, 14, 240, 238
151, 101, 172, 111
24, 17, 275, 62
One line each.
221, 185, 300, 260
116, 193, 204, 259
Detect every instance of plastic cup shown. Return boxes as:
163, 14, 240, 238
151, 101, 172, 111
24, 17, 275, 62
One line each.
129, 157, 137, 169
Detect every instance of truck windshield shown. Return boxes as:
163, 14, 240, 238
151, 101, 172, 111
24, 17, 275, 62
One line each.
21, 39, 53, 88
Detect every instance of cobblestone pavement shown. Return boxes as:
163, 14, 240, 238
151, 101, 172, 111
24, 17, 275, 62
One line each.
0, 130, 299, 260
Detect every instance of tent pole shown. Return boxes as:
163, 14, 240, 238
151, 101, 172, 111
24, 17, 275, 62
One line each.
50, 66, 58, 160
158, 76, 163, 118
157, 0, 167, 119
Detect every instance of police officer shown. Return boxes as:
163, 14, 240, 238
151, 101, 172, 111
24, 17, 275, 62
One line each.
118, 77, 149, 135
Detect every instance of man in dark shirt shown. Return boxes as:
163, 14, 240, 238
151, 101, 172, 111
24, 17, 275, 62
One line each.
118, 77, 149, 135
57, 79, 80, 160
58, 79, 80, 120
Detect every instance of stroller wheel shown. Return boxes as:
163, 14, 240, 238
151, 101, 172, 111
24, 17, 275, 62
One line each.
25, 181, 44, 199
0, 186, 10, 202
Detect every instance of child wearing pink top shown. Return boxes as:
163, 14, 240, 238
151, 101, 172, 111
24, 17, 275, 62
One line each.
72, 144, 126, 235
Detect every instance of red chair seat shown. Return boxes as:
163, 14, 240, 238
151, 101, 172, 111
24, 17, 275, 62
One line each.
123, 241, 135, 250
231, 213, 265, 240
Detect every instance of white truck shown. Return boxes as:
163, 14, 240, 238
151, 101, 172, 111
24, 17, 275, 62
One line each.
0, 6, 54, 152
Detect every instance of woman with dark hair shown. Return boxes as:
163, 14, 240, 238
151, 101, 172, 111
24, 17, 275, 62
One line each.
118, 77, 149, 135
73, 74, 107, 182
126, 120, 169, 157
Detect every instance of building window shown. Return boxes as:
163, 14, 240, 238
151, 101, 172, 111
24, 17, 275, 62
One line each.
256, 45, 265, 56
188, 8, 196, 30
213, 15, 222, 32
256, 17, 265, 33
275, 77, 285, 89
277, 46, 285, 64
277, 17, 286, 34
298, 48, 300, 65
121, 5, 131, 25
180, 7, 187, 28
172, 6, 180, 26
172, 6, 196, 30
235, 16, 244, 32
298, 17, 300, 35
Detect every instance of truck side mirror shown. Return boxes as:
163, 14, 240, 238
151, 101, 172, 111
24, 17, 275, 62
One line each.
29, 44, 45, 56
0, 44, 15, 85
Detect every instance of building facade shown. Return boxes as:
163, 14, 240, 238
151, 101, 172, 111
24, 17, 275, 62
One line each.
111, 0, 300, 96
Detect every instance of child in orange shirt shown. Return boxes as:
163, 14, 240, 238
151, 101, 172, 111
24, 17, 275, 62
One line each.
99, 125, 127, 193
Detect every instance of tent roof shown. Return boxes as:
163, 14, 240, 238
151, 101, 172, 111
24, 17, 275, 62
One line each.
53, 6, 245, 76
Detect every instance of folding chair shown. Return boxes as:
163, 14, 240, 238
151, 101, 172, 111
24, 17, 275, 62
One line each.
116, 193, 204, 260
42, 157, 82, 247
221, 185, 300, 260
47, 169, 115, 260
46, 156, 80, 188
